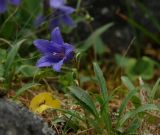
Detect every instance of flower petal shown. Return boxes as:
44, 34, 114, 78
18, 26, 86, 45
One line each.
33, 39, 52, 54
51, 27, 64, 44
52, 59, 64, 72
36, 56, 53, 67
49, 0, 64, 8
64, 43, 74, 55
36, 54, 64, 67
9, 0, 20, 5
63, 43, 74, 62
59, 6, 75, 14
0, 0, 7, 13
34, 39, 65, 55
61, 14, 75, 27
52, 42, 65, 53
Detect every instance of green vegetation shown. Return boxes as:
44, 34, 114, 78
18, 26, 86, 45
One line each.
0, 0, 160, 134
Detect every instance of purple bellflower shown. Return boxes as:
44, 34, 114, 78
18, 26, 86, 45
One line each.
34, 0, 75, 29
49, 0, 75, 28
49, 8, 75, 30
0, 0, 20, 13
33, 27, 74, 72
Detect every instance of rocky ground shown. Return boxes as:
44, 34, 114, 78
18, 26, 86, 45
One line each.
0, 98, 55, 135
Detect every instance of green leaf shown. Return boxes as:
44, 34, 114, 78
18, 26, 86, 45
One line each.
125, 118, 141, 134
15, 82, 39, 97
115, 55, 155, 80
94, 37, 106, 55
150, 78, 160, 100
93, 62, 108, 101
0, 64, 4, 78
93, 62, 112, 132
0, 21, 16, 39
17, 65, 39, 77
121, 76, 141, 108
115, 54, 137, 80
118, 89, 138, 116
131, 57, 154, 80
119, 104, 159, 126
69, 86, 98, 117
57, 108, 85, 121
24, 0, 40, 12
4, 39, 26, 77
117, 89, 138, 128
121, 76, 136, 91
82, 23, 114, 51
130, 96, 141, 109
0, 49, 7, 61
115, 54, 136, 69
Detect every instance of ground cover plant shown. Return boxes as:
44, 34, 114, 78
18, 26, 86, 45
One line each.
0, 0, 160, 134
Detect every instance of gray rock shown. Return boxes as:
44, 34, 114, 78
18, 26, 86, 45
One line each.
0, 99, 56, 135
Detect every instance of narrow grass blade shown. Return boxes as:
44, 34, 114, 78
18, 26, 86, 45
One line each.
93, 62, 113, 132
121, 76, 141, 108
119, 89, 137, 116
82, 23, 114, 51
56, 108, 85, 121
121, 76, 136, 91
15, 82, 39, 97
4, 39, 26, 76
150, 78, 160, 100
69, 86, 98, 117
119, 104, 159, 126
93, 62, 108, 101
125, 118, 141, 134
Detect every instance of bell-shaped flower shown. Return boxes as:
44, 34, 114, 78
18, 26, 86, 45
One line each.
34, 0, 75, 29
49, 0, 75, 28
33, 27, 74, 72
49, 8, 75, 30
